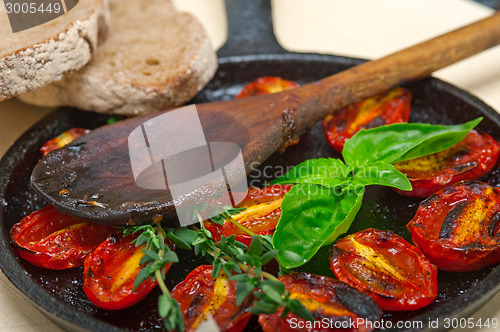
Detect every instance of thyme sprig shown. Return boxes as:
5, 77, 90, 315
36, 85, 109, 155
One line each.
121, 224, 183, 331
208, 205, 246, 225
167, 211, 314, 322
123, 205, 314, 331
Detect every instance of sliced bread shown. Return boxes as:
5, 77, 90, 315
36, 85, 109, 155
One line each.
19, 0, 218, 116
0, 0, 109, 101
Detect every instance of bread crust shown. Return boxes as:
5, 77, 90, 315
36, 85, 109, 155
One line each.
0, 0, 109, 101
19, 0, 218, 115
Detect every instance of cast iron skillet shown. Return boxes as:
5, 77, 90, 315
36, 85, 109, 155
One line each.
1, 0, 500, 331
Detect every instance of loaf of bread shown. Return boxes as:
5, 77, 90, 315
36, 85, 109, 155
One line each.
19, 0, 218, 116
0, 0, 109, 101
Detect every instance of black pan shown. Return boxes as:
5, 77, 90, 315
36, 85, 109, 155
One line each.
1, 0, 500, 331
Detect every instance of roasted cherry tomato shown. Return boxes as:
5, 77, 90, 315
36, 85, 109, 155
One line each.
235, 76, 299, 99
171, 265, 253, 332
10, 205, 115, 270
322, 87, 411, 153
330, 228, 437, 311
40, 128, 90, 156
258, 272, 382, 332
83, 233, 172, 310
205, 185, 292, 246
394, 130, 500, 197
407, 181, 500, 272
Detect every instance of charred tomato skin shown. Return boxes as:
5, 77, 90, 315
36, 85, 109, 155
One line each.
407, 180, 500, 272
170, 265, 252, 332
394, 130, 500, 197
330, 228, 438, 311
205, 185, 292, 246
258, 272, 382, 332
322, 87, 411, 153
10, 205, 115, 270
235, 76, 299, 99
83, 233, 172, 310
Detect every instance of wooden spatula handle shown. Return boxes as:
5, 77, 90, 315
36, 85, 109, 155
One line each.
223, 11, 500, 177
296, 11, 500, 127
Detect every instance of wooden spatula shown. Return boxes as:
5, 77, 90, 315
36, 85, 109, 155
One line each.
31, 12, 500, 225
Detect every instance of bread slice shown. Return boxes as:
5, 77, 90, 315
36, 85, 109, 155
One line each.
0, 0, 109, 101
19, 0, 218, 116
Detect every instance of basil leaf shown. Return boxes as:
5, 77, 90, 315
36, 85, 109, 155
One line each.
351, 163, 412, 191
273, 184, 364, 269
342, 118, 481, 166
271, 158, 351, 188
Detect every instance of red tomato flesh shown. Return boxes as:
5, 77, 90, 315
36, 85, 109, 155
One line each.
40, 128, 90, 156
83, 234, 172, 310
235, 76, 299, 99
407, 180, 500, 272
394, 130, 500, 197
322, 87, 411, 153
171, 265, 253, 332
205, 185, 292, 246
258, 272, 382, 332
10, 205, 115, 270
330, 228, 437, 311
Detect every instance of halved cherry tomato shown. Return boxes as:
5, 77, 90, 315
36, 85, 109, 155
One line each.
205, 185, 292, 246
322, 87, 411, 153
394, 130, 500, 197
83, 233, 172, 310
330, 228, 437, 311
235, 76, 299, 99
170, 265, 253, 332
407, 181, 500, 272
10, 205, 115, 270
258, 272, 382, 332
40, 128, 90, 156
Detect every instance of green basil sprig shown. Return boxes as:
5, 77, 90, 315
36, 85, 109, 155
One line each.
351, 163, 411, 191
342, 118, 481, 166
272, 118, 482, 269
273, 184, 363, 268
271, 158, 352, 188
